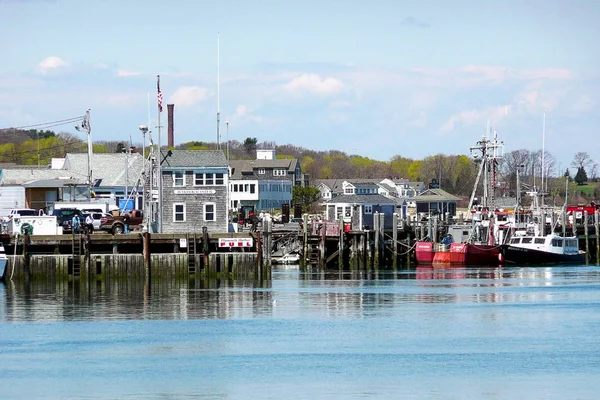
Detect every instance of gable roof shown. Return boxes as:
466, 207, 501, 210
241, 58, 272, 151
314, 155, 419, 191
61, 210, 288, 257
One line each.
161, 150, 228, 168
229, 158, 298, 179
411, 188, 461, 202
63, 153, 145, 187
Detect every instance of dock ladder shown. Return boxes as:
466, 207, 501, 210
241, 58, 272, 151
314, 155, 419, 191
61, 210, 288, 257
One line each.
72, 234, 82, 276
306, 235, 321, 267
187, 233, 197, 275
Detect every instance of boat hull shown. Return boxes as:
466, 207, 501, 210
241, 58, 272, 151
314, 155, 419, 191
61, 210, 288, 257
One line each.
0, 258, 7, 281
416, 241, 501, 266
501, 245, 586, 265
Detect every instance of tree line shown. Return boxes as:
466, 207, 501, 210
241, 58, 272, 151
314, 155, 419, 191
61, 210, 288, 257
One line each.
1, 129, 597, 201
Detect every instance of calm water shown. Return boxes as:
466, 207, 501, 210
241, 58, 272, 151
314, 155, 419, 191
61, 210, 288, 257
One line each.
2, 265, 600, 400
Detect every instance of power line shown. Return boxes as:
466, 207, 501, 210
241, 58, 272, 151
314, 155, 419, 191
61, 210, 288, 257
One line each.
0, 116, 84, 132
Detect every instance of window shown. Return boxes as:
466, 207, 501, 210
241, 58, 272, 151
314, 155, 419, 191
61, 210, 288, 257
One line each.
258, 168, 265, 175
173, 203, 186, 222
173, 171, 185, 187
344, 188, 354, 194
204, 203, 215, 221
194, 173, 204, 186
250, 184, 256, 194
534, 238, 546, 244
510, 238, 520, 244
274, 168, 286, 176
195, 172, 225, 186
522, 238, 532, 244
364, 205, 373, 214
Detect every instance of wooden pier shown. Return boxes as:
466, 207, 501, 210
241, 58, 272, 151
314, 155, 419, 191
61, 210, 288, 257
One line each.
2, 230, 268, 282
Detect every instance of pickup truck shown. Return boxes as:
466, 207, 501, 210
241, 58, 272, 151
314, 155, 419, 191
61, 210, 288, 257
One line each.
99, 210, 144, 234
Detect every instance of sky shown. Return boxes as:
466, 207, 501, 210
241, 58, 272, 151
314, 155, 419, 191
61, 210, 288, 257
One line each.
1, 0, 599, 175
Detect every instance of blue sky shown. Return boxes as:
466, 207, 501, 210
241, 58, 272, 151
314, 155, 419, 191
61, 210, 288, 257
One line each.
1, 0, 599, 175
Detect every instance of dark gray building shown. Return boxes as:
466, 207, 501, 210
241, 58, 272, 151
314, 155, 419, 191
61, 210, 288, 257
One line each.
161, 150, 229, 233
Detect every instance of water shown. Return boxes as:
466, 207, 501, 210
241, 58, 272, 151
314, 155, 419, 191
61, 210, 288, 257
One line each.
2, 265, 600, 399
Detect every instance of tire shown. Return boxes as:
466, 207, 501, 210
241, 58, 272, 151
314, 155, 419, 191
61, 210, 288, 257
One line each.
112, 224, 124, 234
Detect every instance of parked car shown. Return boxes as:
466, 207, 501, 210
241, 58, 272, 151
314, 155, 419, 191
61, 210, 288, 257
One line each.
3, 208, 38, 222
99, 210, 144, 234
52, 208, 84, 233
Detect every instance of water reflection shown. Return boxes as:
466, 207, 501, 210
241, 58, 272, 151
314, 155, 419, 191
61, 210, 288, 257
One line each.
2, 265, 599, 322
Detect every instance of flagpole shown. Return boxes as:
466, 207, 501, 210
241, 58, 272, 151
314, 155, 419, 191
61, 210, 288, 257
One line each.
157, 75, 163, 233
216, 33, 221, 151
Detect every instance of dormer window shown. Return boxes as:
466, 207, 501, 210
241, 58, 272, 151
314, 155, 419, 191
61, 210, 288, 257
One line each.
258, 168, 265, 175
344, 188, 354, 194
274, 168, 286, 176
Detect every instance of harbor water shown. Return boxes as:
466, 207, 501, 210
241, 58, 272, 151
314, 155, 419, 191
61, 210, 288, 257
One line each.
1, 264, 600, 399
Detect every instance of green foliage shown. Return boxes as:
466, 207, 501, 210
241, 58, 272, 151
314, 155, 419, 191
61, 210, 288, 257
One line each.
243, 137, 257, 154
574, 166, 588, 185
93, 144, 110, 153
292, 186, 320, 210
407, 161, 423, 181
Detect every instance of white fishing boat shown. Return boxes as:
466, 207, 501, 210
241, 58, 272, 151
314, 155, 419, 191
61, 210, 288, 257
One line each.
502, 229, 585, 264
272, 252, 301, 265
0, 243, 8, 280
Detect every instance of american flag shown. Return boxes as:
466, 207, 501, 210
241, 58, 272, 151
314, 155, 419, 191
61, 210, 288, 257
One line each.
157, 75, 163, 113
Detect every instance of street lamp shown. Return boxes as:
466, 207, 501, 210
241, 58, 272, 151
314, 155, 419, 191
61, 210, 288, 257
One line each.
139, 125, 150, 232
75, 109, 92, 200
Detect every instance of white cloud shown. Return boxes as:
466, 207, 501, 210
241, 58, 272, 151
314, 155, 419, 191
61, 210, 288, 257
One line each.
170, 86, 209, 107
37, 56, 69, 74
116, 70, 143, 77
233, 104, 263, 123
284, 73, 344, 95
440, 106, 511, 133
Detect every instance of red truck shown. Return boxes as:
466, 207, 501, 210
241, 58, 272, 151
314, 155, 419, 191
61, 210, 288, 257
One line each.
99, 210, 144, 234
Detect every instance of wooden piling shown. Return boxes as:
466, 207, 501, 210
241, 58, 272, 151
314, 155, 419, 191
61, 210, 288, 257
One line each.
392, 213, 398, 269
584, 211, 589, 264
338, 217, 344, 271
596, 210, 600, 264
373, 213, 379, 268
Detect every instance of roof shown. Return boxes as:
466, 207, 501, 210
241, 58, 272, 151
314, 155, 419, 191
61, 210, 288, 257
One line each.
63, 153, 145, 187
22, 179, 81, 188
229, 158, 298, 179
1, 168, 79, 185
410, 188, 461, 202
161, 150, 228, 168
324, 194, 398, 204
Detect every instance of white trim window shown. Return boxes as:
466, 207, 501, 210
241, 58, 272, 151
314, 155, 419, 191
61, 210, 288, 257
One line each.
215, 173, 224, 185
194, 172, 204, 186
364, 205, 373, 214
173, 203, 186, 222
274, 168, 286, 176
258, 168, 265, 175
204, 203, 216, 221
173, 171, 185, 187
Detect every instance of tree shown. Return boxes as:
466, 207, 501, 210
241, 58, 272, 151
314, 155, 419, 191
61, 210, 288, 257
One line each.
243, 137, 257, 155
571, 152, 593, 172
574, 166, 588, 186
292, 186, 320, 211
116, 142, 126, 153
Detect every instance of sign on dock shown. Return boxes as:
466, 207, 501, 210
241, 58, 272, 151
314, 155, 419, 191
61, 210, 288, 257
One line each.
219, 238, 253, 248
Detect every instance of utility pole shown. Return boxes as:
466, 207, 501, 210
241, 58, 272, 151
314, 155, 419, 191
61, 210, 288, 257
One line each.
75, 109, 92, 200
156, 75, 164, 233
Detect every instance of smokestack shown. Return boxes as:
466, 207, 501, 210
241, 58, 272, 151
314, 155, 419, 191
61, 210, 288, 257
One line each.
167, 103, 174, 148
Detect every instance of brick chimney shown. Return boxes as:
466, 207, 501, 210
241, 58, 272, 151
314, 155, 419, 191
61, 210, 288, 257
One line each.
167, 103, 174, 148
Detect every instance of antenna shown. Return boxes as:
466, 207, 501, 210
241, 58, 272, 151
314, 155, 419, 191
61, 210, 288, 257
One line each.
542, 110, 546, 195
216, 33, 221, 151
